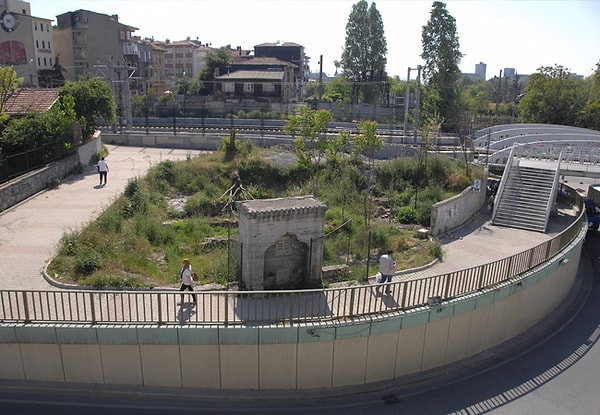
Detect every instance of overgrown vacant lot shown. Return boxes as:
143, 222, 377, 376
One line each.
48, 142, 482, 289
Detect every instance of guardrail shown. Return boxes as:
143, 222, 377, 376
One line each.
0, 193, 585, 327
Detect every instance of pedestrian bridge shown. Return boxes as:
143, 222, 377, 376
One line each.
473, 124, 600, 180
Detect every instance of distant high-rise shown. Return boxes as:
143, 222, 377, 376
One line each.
503, 68, 516, 79
475, 62, 487, 80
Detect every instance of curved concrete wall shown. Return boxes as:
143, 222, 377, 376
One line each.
0, 225, 584, 390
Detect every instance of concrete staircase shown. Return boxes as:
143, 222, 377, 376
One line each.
492, 158, 560, 232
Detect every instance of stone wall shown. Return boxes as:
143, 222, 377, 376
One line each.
430, 175, 489, 237
237, 196, 328, 290
0, 137, 100, 213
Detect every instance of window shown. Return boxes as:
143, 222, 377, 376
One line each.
46, 24, 49, 32
37, 57, 41, 65
223, 82, 234, 92
42, 41, 45, 49
43, 58, 47, 66
49, 58, 53, 66
34, 22, 37, 30
36, 40, 39, 48
244, 83, 253, 93
263, 83, 275, 92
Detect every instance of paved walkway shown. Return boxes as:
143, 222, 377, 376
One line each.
0, 144, 580, 292
0, 145, 206, 290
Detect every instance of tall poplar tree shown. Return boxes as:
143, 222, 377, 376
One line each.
341, 0, 387, 104
421, 1, 463, 131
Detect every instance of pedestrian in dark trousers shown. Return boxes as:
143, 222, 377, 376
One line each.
97, 157, 109, 185
179, 258, 197, 305
378, 250, 396, 294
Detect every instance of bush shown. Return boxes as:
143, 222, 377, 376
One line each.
74, 250, 101, 276
86, 273, 148, 289
397, 206, 417, 224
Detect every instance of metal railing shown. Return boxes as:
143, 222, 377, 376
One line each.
0, 196, 585, 327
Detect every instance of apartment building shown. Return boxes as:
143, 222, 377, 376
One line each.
132, 37, 166, 95
1, 0, 54, 87
52, 9, 138, 82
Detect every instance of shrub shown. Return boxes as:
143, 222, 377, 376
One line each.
86, 273, 148, 289
397, 206, 417, 224
74, 250, 101, 276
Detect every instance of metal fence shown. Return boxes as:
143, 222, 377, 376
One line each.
0, 199, 585, 327
0, 139, 74, 184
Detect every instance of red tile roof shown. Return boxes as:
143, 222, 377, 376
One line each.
3, 88, 60, 116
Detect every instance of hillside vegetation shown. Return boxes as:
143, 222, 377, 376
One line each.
48, 141, 483, 289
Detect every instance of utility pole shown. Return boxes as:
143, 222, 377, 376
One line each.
403, 67, 412, 140
403, 65, 423, 144
495, 69, 502, 117
318, 55, 324, 103
96, 61, 136, 129
414, 65, 422, 145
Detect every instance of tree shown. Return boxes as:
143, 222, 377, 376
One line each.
197, 47, 233, 95
459, 77, 489, 114
1, 93, 77, 159
577, 65, 600, 130
421, 1, 463, 132
0, 66, 22, 116
517, 65, 583, 126
60, 78, 116, 138
340, 0, 387, 104
353, 120, 382, 162
284, 107, 333, 195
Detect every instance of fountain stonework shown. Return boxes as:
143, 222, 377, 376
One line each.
236, 196, 327, 290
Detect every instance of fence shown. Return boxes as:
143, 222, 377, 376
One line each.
0, 194, 585, 327
0, 139, 75, 184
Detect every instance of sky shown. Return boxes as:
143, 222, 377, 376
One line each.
26, 0, 600, 79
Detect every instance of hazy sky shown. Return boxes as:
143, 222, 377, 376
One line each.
27, 0, 600, 79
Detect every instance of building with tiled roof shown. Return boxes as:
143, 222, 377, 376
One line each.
3, 88, 60, 116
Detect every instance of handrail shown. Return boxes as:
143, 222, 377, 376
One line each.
0, 192, 586, 327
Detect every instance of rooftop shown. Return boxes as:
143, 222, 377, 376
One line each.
3, 88, 60, 116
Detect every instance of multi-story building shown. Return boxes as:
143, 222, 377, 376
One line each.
52, 9, 138, 82
503, 67, 516, 79
149, 42, 166, 94
0, 0, 54, 87
254, 42, 307, 100
475, 62, 487, 80
154, 39, 198, 89
131, 37, 166, 95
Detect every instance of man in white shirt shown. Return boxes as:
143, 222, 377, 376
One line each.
97, 157, 109, 186
378, 250, 396, 294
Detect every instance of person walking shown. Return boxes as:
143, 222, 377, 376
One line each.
378, 250, 396, 294
179, 258, 197, 305
97, 157, 109, 186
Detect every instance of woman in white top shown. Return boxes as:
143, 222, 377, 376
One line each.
179, 258, 197, 305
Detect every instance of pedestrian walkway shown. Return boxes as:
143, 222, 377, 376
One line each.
394, 205, 576, 283
0, 145, 206, 290
0, 144, 579, 293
